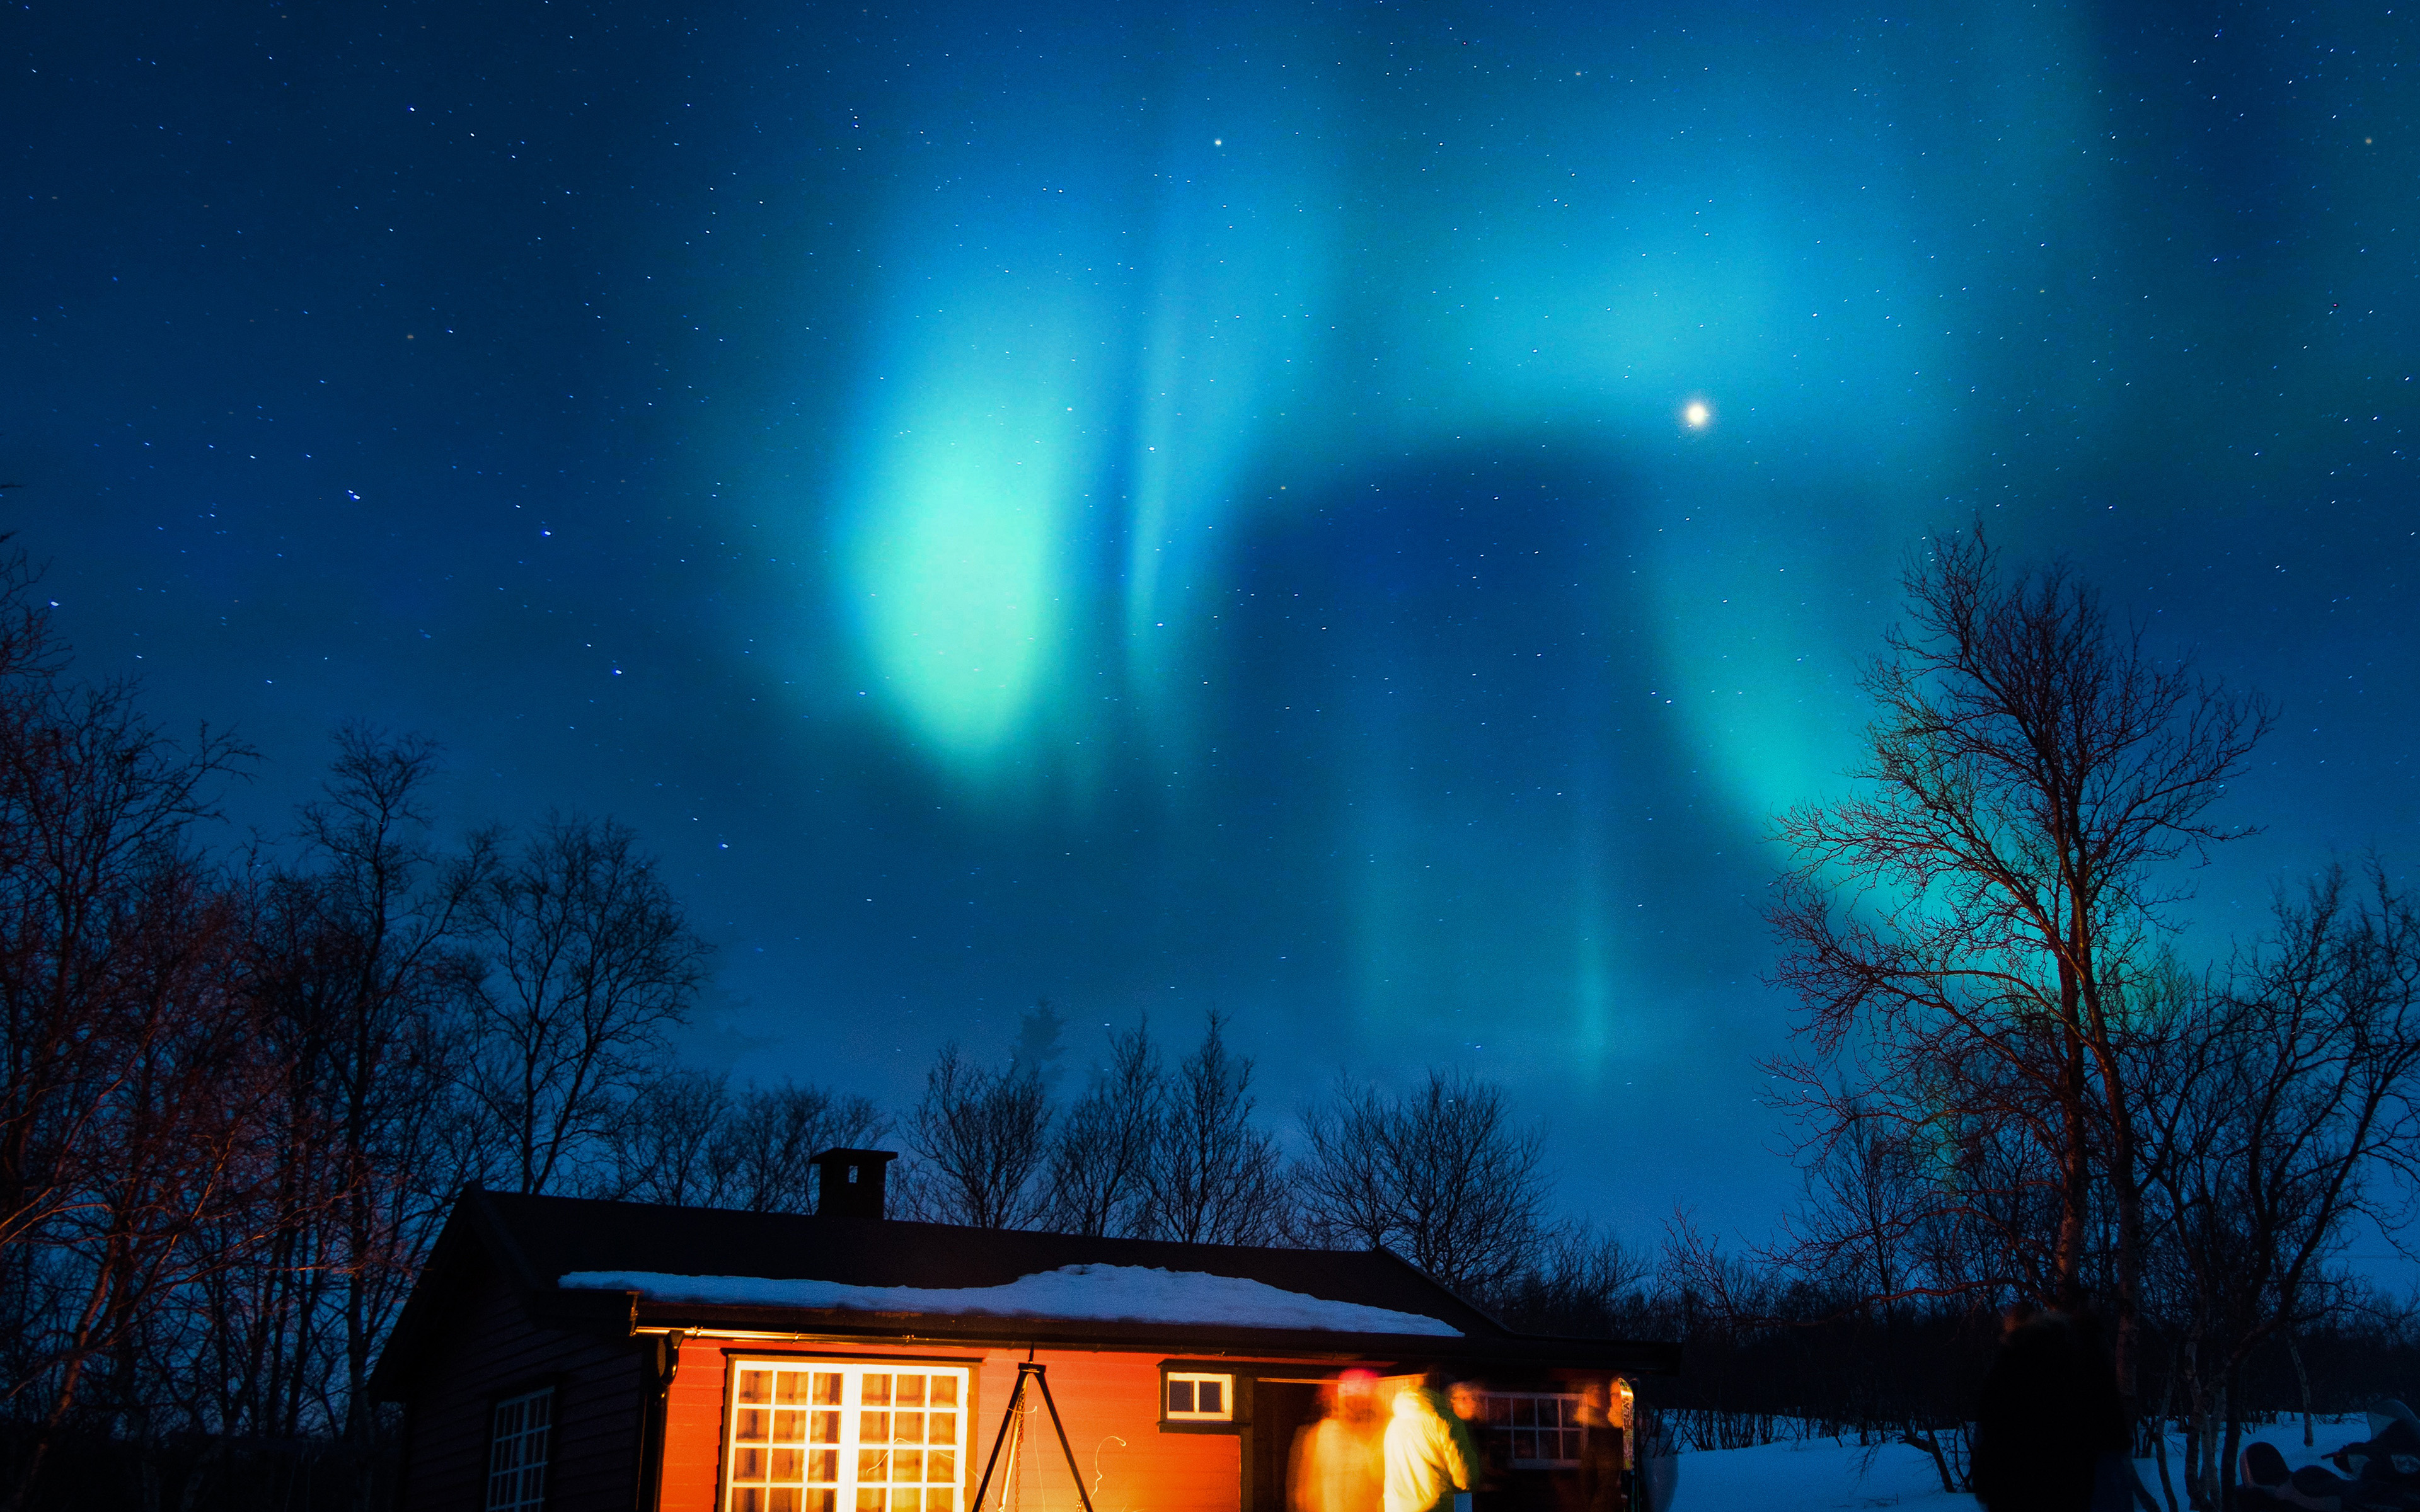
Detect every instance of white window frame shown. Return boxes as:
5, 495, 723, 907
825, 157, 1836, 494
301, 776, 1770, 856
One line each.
721, 1359, 972, 1512
1481, 1390, 1586, 1469
486, 1385, 555, 1512
1161, 1371, 1235, 1422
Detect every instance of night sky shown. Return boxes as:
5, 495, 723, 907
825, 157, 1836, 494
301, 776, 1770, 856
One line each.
9, 0, 2414, 1248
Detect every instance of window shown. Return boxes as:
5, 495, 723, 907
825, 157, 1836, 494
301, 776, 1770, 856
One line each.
1482, 1392, 1584, 1469
723, 1362, 969, 1512
487, 1386, 554, 1512
1162, 1372, 1233, 1422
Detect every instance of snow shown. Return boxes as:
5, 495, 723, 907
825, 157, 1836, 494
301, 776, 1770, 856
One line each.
558, 1263, 1464, 1337
1669, 1417, 2370, 1510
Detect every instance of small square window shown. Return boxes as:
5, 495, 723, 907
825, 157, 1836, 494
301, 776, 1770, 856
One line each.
1482, 1392, 1587, 1469
1163, 1372, 1233, 1422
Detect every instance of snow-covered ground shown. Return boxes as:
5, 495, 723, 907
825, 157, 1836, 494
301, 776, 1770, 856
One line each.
1671, 1416, 2371, 1509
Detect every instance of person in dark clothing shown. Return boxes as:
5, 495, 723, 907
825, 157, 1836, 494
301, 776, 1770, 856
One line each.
1969, 1306, 2135, 1512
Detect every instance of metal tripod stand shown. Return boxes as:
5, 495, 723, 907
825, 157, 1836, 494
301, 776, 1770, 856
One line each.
969, 1360, 1097, 1512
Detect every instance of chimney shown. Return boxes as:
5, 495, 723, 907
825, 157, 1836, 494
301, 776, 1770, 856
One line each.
808, 1148, 897, 1220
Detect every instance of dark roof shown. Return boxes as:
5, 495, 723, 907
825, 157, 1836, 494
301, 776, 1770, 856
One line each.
369, 1189, 1679, 1397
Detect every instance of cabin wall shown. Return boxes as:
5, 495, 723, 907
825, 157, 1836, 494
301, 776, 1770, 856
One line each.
659, 1336, 728, 1512
395, 1260, 645, 1512
659, 1338, 1240, 1512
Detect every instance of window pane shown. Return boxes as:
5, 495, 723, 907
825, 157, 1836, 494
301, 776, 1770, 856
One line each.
488, 1388, 554, 1512
731, 1365, 967, 1512
1197, 1380, 1223, 1415
1167, 1380, 1194, 1414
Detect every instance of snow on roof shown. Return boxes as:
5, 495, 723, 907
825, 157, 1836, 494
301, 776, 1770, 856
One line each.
559, 1262, 1464, 1337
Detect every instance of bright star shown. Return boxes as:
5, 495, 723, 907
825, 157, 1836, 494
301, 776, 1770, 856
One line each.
1684, 401, 1712, 428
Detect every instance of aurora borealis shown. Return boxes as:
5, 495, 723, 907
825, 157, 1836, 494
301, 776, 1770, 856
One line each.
9, 0, 2413, 1237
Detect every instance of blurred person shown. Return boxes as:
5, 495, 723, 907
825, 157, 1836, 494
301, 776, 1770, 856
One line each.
1560, 1382, 1625, 1512
1969, 1307, 2137, 1512
1385, 1370, 1473, 1512
1292, 1369, 1385, 1512
1447, 1380, 1496, 1510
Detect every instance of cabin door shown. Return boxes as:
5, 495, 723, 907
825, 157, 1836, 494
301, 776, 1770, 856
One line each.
1248, 1381, 1325, 1512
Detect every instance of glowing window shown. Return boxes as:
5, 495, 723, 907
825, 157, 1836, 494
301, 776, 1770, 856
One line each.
1482, 1392, 1586, 1469
723, 1361, 969, 1512
486, 1386, 553, 1512
1163, 1372, 1233, 1422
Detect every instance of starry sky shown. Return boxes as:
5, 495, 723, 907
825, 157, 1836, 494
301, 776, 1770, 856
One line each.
8, 0, 2414, 1247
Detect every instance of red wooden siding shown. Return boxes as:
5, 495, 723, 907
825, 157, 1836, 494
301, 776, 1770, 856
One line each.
659, 1336, 728, 1512
658, 1340, 1241, 1512
395, 1261, 646, 1512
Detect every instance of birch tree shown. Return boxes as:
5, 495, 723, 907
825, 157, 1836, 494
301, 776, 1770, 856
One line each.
1768, 527, 2270, 1399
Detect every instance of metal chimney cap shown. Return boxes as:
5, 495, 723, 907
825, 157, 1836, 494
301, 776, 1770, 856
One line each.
807, 1148, 899, 1167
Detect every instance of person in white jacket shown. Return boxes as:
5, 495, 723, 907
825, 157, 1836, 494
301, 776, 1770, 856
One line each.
1383, 1374, 1473, 1512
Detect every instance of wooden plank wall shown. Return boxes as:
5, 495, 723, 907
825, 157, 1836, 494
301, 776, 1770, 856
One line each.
398, 1268, 645, 1512
658, 1341, 1240, 1512
659, 1335, 729, 1512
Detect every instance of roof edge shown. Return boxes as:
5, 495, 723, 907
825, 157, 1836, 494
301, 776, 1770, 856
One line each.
619, 1300, 1682, 1374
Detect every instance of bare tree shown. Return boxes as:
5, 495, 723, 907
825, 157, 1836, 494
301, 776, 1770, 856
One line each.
0, 555, 267, 1510
1493, 1223, 1653, 1337
2143, 863, 2420, 1508
593, 1070, 738, 1207
1767, 527, 2271, 1396
1294, 1070, 1548, 1297
4, 861, 277, 1512
1046, 1021, 1164, 1238
903, 1045, 1053, 1229
281, 727, 481, 1446
721, 1081, 889, 1215
1146, 1013, 1288, 1246
460, 815, 710, 1195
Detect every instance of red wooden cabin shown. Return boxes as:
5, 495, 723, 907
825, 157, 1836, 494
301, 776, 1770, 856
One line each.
368, 1152, 1677, 1512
